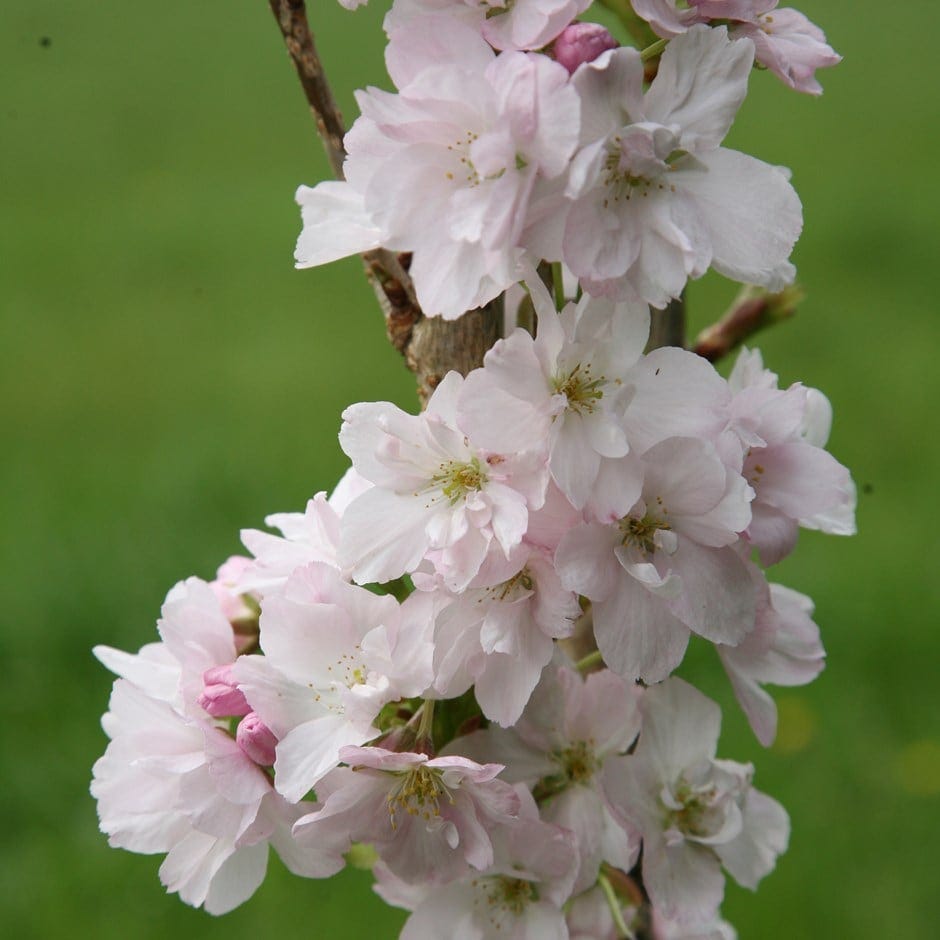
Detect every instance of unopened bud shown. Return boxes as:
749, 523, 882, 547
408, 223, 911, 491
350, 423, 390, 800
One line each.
552, 23, 618, 75
236, 712, 278, 767
197, 664, 251, 718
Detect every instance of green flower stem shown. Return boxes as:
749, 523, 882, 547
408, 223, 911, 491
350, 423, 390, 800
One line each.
640, 38, 668, 62
576, 649, 604, 673
552, 261, 566, 311
598, 872, 634, 939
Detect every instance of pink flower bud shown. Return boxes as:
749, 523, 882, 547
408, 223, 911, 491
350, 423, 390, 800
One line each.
197, 664, 251, 718
236, 712, 278, 767
552, 23, 618, 75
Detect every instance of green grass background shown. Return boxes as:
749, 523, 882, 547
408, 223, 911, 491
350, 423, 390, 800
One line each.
2, 0, 938, 936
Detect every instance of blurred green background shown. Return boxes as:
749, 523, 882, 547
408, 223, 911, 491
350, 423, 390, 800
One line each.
2, 0, 938, 936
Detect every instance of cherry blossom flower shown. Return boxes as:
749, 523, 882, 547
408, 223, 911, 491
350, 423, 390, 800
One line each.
457, 663, 643, 892
564, 26, 802, 307
425, 543, 581, 725
374, 785, 578, 937
458, 276, 650, 509
602, 679, 789, 925
718, 580, 825, 745
630, 0, 841, 94
295, 22, 581, 318
339, 371, 547, 590
556, 437, 755, 682
724, 346, 856, 564
294, 745, 520, 884
232, 563, 432, 801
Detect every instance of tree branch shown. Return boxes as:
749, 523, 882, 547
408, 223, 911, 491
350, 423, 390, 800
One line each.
647, 294, 687, 351
268, 0, 501, 405
692, 284, 803, 363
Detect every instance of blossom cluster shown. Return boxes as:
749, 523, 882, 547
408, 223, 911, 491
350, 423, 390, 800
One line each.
92, 0, 849, 936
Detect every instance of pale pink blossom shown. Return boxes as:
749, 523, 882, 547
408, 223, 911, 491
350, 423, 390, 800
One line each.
724, 346, 856, 564
631, 0, 841, 94
457, 663, 643, 892
339, 371, 547, 590
236, 468, 369, 593
718, 580, 824, 745
294, 745, 520, 884
374, 785, 578, 937
564, 26, 802, 307
232, 562, 432, 802
295, 24, 581, 318
556, 437, 755, 682
426, 543, 580, 726
458, 276, 649, 509
384, 0, 592, 53
602, 679, 789, 925
92, 678, 344, 912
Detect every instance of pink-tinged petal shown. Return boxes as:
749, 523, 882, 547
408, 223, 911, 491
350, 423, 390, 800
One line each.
543, 782, 606, 893
159, 831, 235, 912
555, 522, 622, 600
623, 347, 730, 452
593, 578, 690, 682
459, 371, 549, 456
567, 669, 643, 755
202, 841, 270, 915
669, 542, 755, 645
93, 643, 179, 703
675, 148, 802, 290
525, 481, 584, 552
747, 503, 799, 566
642, 437, 729, 518
264, 795, 347, 879
572, 47, 646, 144
600, 801, 641, 873
564, 192, 642, 282
341, 488, 437, 585
551, 415, 602, 510
714, 790, 789, 888
293, 182, 383, 267
587, 454, 644, 523
736, 8, 840, 96
386, 15, 494, 88
630, 0, 700, 37
643, 833, 726, 925
274, 716, 372, 802
641, 678, 721, 778
487, 481, 531, 556
475, 635, 554, 727
231, 656, 326, 739
645, 26, 753, 153
753, 441, 855, 523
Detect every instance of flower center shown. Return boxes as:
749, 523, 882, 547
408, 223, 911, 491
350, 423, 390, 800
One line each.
483, 876, 536, 916
619, 512, 671, 556
663, 777, 721, 839
385, 766, 453, 829
485, 566, 534, 603
430, 457, 487, 504
446, 130, 482, 186
554, 361, 606, 415
558, 739, 597, 783
601, 124, 685, 207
